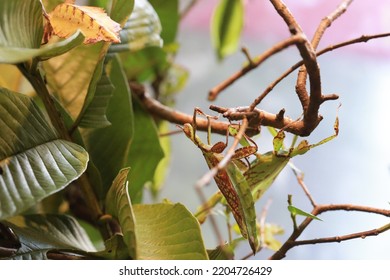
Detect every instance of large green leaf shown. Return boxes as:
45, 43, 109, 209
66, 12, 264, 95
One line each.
149, 0, 179, 45
85, 55, 134, 195
105, 168, 136, 259
105, 170, 207, 260
133, 203, 208, 260
211, 0, 244, 60
0, 0, 84, 64
126, 97, 164, 202
1, 214, 95, 260
109, 0, 162, 54
0, 31, 85, 64
0, 0, 43, 49
75, 58, 113, 129
0, 87, 88, 219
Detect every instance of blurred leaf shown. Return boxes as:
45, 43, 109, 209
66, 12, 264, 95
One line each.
109, 0, 134, 26
42, 0, 65, 12
2, 214, 95, 260
121, 46, 168, 82
47, 3, 121, 44
109, 0, 162, 54
149, 0, 179, 45
133, 203, 208, 260
288, 205, 322, 221
263, 223, 284, 251
85, 55, 134, 195
0, 88, 89, 219
126, 97, 164, 202
159, 64, 189, 104
105, 168, 137, 259
0, 65, 26, 92
211, 0, 244, 60
149, 121, 171, 199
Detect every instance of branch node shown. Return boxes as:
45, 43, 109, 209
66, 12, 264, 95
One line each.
242, 47, 255, 66
276, 108, 286, 121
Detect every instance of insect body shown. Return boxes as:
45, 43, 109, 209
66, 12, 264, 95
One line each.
180, 109, 258, 253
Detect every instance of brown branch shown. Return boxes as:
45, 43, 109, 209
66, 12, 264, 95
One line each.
295, 0, 352, 116
130, 82, 231, 135
208, 34, 306, 101
180, 0, 200, 20
312, 0, 353, 51
270, 0, 324, 135
209, 105, 312, 136
269, 204, 390, 259
249, 32, 390, 111
293, 223, 390, 246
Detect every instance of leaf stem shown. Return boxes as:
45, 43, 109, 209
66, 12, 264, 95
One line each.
18, 62, 108, 239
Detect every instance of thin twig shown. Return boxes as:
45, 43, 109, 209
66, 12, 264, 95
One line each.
180, 0, 200, 20
260, 199, 273, 249
269, 203, 390, 259
208, 34, 306, 101
293, 223, 390, 246
249, 32, 390, 110
290, 164, 317, 207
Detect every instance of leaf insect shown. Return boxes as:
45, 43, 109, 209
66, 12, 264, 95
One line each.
179, 108, 259, 253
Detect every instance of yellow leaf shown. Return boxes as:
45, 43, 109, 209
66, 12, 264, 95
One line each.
48, 3, 121, 44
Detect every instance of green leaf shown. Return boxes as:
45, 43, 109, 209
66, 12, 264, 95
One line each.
211, 0, 244, 60
2, 214, 95, 260
244, 152, 290, 201
120, 46, 168, 82
133, 203, 208, 260
149, 0, 179, 45
227, 162, 258, 253
109, 0, 162, 54
85, 55, 134, 195
76, 58, 113, 129
0, 31, 85, 64
0, 1, 84, 64
126, 97, 164, 202
0, 0, 43, 49
264, 223, 284, 251
110, 0, 135, 26
105, 168, 137, 259
158, 64, 189, 101
150, 121, 171, 198
288, 205, 322, 221
0, 88, 89, 219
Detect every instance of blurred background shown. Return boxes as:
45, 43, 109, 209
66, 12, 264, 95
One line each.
157, 0, 390, 259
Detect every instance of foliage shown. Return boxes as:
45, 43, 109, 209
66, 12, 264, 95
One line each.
0, 0, 389, 260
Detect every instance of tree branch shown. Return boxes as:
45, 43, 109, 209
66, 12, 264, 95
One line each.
208, 34, 306, 101
269, 203, 390, 259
